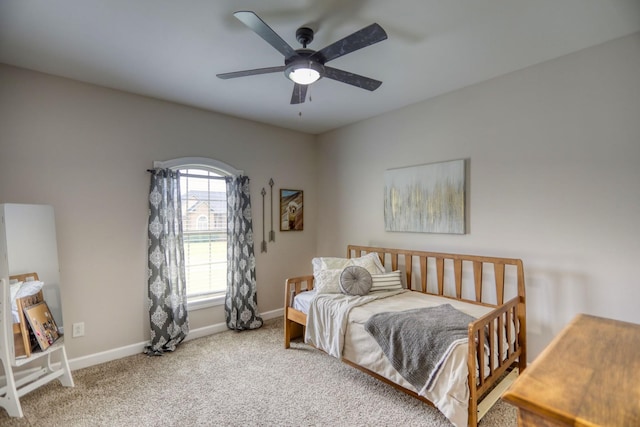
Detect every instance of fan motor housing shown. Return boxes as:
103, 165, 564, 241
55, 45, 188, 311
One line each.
296, 27, 314, 48
285, 49, 314, 64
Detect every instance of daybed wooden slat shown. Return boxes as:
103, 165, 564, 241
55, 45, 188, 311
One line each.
473, 261, 482, 302
468, 335, 479, 426
495, 263, 505, 305
516, 265, 527, 365
454, 259, 463, 299
404, 254, 412, 290
391, 253, 398, 271
284, 245, 527, 427
420, 256, 427, 293
488, 319, 495, 375
507, 308, 514, 358
478, 328, 486, 387
497, 313, 505, 370
436, 257, 444, 295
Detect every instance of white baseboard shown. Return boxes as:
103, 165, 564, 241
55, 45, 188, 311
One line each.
68, 308, 283, 371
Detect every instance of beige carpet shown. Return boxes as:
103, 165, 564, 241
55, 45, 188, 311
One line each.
1, 318, 517, 426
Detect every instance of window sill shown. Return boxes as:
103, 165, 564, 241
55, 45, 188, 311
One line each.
187, 293, 225, 311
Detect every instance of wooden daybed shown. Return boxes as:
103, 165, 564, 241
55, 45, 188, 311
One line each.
284, 245, 526, 427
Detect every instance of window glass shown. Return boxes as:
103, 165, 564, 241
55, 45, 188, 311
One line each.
179, 168, 227, 301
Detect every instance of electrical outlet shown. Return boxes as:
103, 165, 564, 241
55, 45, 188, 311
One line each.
72, 322, 85, 338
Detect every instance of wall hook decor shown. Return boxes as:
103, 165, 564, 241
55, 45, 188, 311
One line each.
260, 187, 267, 253
269, 178, 275, 242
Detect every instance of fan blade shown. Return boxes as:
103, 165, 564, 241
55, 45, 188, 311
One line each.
310, 23, 387, 64
234, 11, 298, 59
323, 66, 382, 91
217, 66, 285, 79
290, 84, 308, 104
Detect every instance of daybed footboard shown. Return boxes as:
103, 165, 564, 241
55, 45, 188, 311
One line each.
467, 296, 525, 426
284, 275, 313, 349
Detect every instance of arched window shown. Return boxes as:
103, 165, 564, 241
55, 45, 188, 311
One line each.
154, 157, 242, 309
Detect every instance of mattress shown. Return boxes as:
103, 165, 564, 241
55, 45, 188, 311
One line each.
344, 292, 496, 427
292, 289, 317, 314
295, 290, 511, 427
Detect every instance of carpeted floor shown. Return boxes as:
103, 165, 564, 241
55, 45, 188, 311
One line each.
0, 318, 517, 426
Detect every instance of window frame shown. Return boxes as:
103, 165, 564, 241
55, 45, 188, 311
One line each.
153, 157, 242, 311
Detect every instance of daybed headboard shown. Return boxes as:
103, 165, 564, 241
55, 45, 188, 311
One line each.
347, 245, 527, 369
347, 245, 526, 308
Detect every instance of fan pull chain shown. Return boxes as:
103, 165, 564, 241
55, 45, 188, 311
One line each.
298, 83, 313, 117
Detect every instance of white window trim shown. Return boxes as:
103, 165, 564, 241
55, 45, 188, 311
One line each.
187, 293, 226, 310
154, 156, 239, 311
153, 157, 243, 176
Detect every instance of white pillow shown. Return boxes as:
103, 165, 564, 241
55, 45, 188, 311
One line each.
314, 269, 344, 294
312, 257, 353, 275
352, 252, 385, 275
312, 252, 385, 276
370, 271, 403, 292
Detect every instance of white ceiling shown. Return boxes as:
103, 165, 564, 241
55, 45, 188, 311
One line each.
1, 1, 639, 135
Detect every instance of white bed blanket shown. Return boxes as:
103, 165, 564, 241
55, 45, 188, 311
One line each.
304, 290, 404, 358
305, 290, 497, 427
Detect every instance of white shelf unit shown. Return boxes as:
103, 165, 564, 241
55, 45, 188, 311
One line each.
0, 204, 74, 417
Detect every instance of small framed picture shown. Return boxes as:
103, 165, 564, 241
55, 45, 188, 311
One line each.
280, 189, 303, 231
23, 301, 60, 351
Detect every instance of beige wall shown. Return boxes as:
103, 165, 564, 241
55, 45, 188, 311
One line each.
0, 65, 318, 359
316, 33, 640, 360
1, 32, 638, 364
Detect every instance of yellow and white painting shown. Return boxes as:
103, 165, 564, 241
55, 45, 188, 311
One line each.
384, 159, 465, 234
280, 189, 303, 231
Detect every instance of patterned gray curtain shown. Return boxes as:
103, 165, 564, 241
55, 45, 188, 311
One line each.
225, 175, 263, 330
146, 168, 189, 355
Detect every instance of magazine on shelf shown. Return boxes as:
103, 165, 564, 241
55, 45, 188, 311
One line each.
23, 301, 60, 351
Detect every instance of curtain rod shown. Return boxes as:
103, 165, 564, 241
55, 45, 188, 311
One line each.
152, 157, 243, 175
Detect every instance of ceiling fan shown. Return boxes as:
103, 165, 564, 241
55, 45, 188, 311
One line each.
217, 11, 388, 104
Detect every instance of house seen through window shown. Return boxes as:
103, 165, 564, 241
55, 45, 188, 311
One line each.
179, 167, 227, 304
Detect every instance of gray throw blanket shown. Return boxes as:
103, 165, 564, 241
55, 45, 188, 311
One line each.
364, 304, 476, 392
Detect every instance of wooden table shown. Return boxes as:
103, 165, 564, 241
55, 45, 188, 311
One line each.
502, 313, 640, 426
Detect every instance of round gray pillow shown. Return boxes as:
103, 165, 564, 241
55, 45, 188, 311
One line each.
339, 265, 373, 296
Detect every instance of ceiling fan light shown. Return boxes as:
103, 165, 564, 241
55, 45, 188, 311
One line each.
285, 60, 324, 85
289, 68, 320, 85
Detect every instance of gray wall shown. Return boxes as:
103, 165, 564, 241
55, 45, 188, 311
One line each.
316, 33, 640, 359
0, 64, 318, 359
